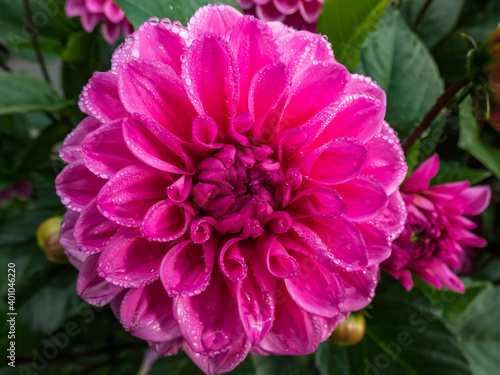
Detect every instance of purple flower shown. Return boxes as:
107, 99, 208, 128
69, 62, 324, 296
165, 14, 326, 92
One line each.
65, 0, 133, 43
56, 5, 407, 373
382, 154, 491, 293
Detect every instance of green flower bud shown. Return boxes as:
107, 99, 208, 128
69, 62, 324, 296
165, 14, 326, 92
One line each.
329, 313, 366, 346
37, 216, 67, 264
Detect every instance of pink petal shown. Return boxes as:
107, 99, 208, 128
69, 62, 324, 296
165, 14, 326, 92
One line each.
174, 272, 243, 356
118, 59, 196, 141
103, 0, 124, 23
287, 138, 367, 185
79, 72, 127, 122
97, 164, 172, 227
56, 161, 106, 212
160, 239, 217, 297
235, 252, 275, 345
181, 33, 239, 133
249, 62, 290, 143
219, 238, 248, 281
120, 280, 180, 341
191, 115, 224, 154
256, 234, 299, 278
344, 74, 386, 107
60, 211, 88, 270
256, 2, 286, 22
258, 282, 321, 355
373, 190, 407, 240
357, 223, 391, 266
274, 0, 300, 15
59, 116, 101, 163
188, 5, 243, 39
122, 114, 193, 174
458, 186, 491, 215
281, 62, 349, 130
336, 266, 378, 312
285, 253, 345, 318
98, 227, 169, 288
298, 0, 323, 23
102, 20, 122, 44
141, 200, 195, 242
85, 0, 105, 13
77, 253, 124, 306
167, 175, 193, 203
287, 187, 347, 218
74, 197, 120, 254
190, 216, 219, 244
81, 118, 137, 179
333, 175, 388, 221
403, 153, 439, 192
292, 217, 368, 270
131, 21, 187, 74
226, 16, 280, 113
310, 94, 384, 147
66, 0, 86, 17
81, 11, 102, 32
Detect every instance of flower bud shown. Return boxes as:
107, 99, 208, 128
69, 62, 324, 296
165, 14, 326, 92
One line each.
329, 313, 366, 346
37, 216, 67, 264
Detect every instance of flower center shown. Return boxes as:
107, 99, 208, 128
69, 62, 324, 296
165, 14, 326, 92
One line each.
191, 144, 296, 239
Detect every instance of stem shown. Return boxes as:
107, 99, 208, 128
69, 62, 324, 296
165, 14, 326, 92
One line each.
412, 0, 434, 31
402, 77, 470, 153
22, 0, 52, 84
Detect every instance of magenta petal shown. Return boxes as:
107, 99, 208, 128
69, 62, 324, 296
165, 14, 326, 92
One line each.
97, 164, 172, 227
373, 190, 407, 240
310, 94, 384, 147
56, 161, 106, 212
458, 186, 491, 215
141, 200, 195, 242
219, 238, 248, 281
81, 118, 137, 178
120, 280, 181, 341
249, 62, 290, 142
119, 59, 196, 141
103, 0, 124, 23
287, 187, 347, 218
183, 334, 251, 375
74, 197, 120, 254
357, 222, 391, 266
182, 33, 239, 133
66, 0, 86, 17
361, 121, 407, 195
256, 2, 286, 22
188, 4, 242, 39
333, 176, 388, 221
160, 239, 217, 297
258, 283, 321, 355
60, 117, 101, 163
274, 0, 300, 15
60, 211, 88, 270
85, 0, 105, 13
429, 262, 465, 293
292, 217, 368, 270
288, 138, 367, 185
227, 16, 279, 113
122, 114, 193, 174
257, 234, 299, 278
336, 267, 378, 312
344, 74, 386, 107
190, 216, 219, 244
235, 252, 275, 345
98, 228, 169, 288
281, 62, 348, 130
131, 21, 187, 73
285, 253, 345, 317
298, 0, 322, 23
403, 154, 439, 192
102, 20, 122, 44
79, 72, 127, 122
282, 31, 334, 75
192, 115, 224, 153
174, 273, 243, 356
77, 254, 124, 306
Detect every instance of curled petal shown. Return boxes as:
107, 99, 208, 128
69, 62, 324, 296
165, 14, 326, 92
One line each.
190, 216, 219, 244
219, 238, 248, 281
142, 200, 195, 242
256, 234, 299, 279
287, 187, 347, 218
458, 186, 491, 216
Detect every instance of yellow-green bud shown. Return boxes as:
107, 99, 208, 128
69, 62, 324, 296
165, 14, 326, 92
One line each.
36, 216, 67, 264
329, 313, 366, 346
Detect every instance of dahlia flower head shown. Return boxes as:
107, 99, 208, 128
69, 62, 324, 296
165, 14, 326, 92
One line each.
56, 5, 407, 374
65, 0, 133, 44
382, 154, 491, 294
238, 0, 324, 31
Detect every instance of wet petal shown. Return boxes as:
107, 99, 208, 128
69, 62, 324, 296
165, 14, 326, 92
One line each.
60, 117, 101, 163
403, 154, 439, 192
142, 200, 195, 242
188, 4, 242, 39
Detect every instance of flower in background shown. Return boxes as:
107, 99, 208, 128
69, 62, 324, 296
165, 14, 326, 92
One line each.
56, 5, 407, 373
65, 0, 133, 44
238, 0, 324, 31
0, 180, 32, 206
383, 154, 491, 293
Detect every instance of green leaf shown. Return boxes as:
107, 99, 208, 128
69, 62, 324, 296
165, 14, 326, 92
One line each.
114, 0, 242, 28
401, 0, 465, 48
315, 342, 350, 375
347, 281, 473, 375
448, 284, 500, 375
0, 73, 70, 115
430, 160, 491, 186
458, 97, 500, 179
317, 0, 390, 71
252, 355, 311, 375
358, 9, 444, 140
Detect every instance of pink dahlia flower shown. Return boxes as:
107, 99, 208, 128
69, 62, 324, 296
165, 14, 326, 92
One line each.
238, 0, 324, 31
57, 5, 407, 374
65, 0, 133, 44
382, 154, 491, 294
